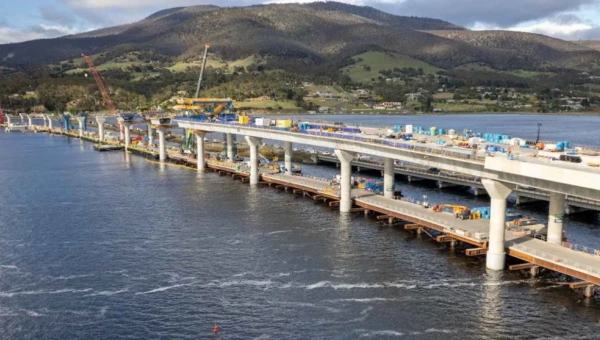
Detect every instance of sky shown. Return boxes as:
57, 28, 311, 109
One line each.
0, 0, 599, 44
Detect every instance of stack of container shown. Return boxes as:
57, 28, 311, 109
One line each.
364, 179, 384, 194
470, 207, 522, 221
483, 133, 511, 144
430, 127, 437, 135
438, 128, 445, 136
471, 207, 491, 219
298, 122, 310, 130
238, 116, 250, 124
276, 119, 292, 129
555, 141, 570, 151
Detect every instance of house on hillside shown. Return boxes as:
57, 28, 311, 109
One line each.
318, 106, 330, 113
316, 90, 334, 97
382, 102, 403, 109
405, 93, 422, 100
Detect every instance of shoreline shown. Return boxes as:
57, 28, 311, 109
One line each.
254, 111, 600, 117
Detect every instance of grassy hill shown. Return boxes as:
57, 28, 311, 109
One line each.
341, 51, 442, 83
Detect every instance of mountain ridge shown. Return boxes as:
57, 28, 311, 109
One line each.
0, 1, 598, 73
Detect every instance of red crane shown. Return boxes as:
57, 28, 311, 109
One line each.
0, 101, 4, 125
82, 54, 124, 139
82, 54, 115, 113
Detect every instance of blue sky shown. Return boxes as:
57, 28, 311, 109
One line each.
0, 0, 599, 44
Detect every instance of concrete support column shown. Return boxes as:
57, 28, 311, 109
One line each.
547, 192, 566, 245
383, 158, 394, 199
45, 115, 53, 129
245, 136, 262, 185
147, 123, 154, 144
157, 127, 167, 161
195, 132, 206, 171
226, 133, 234, 161
6, 115, 12, 125
42, 115, 47, 127
284, 141, 293, 175
335, 149, 356, 213
76, 117, 86, 138
123, 122, 132, 148
482, 179, 512, 271
26, 114, 32, 127
96, 117, 106, 142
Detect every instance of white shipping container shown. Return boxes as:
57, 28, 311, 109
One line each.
544, 144, 557, 151
405, 124, 413, 134
255, 117, 272, 126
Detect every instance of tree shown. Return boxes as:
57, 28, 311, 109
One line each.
581, 98, 590, 107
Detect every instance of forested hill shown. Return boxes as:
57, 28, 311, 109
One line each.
1, 1, 598, 72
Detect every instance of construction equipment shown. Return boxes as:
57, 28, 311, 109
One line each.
433, 204, 471, 220
175, 44, 240, 121
195, 44, 210, 98
82, 54, 124, 140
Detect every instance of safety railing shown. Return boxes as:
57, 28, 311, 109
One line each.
515, 187, 600, 207
173, 118, 484, 163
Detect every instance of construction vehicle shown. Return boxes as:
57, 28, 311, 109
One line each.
433, 204, 472, 220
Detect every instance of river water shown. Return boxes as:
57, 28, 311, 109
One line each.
1, 114, 600, 339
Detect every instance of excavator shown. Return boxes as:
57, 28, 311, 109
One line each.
433, 204, 472, 220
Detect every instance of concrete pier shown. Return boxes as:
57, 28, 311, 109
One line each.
26, 114, 33, 128
123, 122, 132, 149
547, 193, 565, 245
383, 158, 394, 199
96, 116, 106, 142
42, 115, 47, 127
226, 133, 234, 161
284, 141, 293, 176
76, 117, 86, 138
245, 136, 261, 185
45, 114, 53, 129
147, 123, 154, 144
156, 127, 167, 161
195, 132, 206, 171
482, 179, 512, 271
335, 149, 356, 213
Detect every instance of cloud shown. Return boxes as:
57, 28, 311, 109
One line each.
373, 0, 597, 27
0, 24, 81, 44
40, 5, 76, 25
64, 0, 219, 9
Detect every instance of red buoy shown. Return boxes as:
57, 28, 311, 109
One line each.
213, 324, 219, 334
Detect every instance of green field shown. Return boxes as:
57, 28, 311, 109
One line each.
433, 103, 489, 112
507, 70, 553, 78
341, 51, 442, 83
433, 92, 453, 100
168, 56, 257, 73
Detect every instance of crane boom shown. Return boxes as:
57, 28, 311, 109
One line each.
82, 54, 116, 114
194, 44, 210, 99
